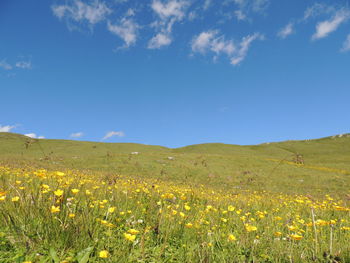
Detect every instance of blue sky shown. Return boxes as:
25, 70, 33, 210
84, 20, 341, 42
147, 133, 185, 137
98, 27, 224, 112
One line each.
1, 0, 349, 147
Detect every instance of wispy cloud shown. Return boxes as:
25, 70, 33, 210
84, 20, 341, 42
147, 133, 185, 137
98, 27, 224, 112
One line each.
191, 30, 263, 66
0, 60, 13, 70
108, 17, 139, 48
341, 34, 350, 52
70, 132, 84, 138
102, 131, 125, 140
15, 61, 32, 69
0, 59, 32, 71
148, 33, 172, 49
234, 10, 247, 21
0, 125, 16, 132
303, 3, 334, 21
312, 9, 350, 40
278, 22, 294, 39
25, 133, 45, 139
52, 0, 112, 30
148, 0, 189, 49
229, 0, 270, 18
231, 33, 263, 65
203, 0, 212, 11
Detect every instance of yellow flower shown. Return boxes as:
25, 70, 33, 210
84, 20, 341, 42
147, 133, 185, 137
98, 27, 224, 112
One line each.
11, 196, 20, 202
124, 233, 136, 242
127, 229, 139, 235
245, 224, 257, 232
0, 196, 6, 201
51, 206, 60, 213
68, 213, 75, 218
274, 231, 282, 237
228, 205, 235, 212
108, 207, 116, 213
290, 234, 303, 241
23, 261, 32, 263
185, 223, 193, 228
56, 171, 65, 176
99, 250, 109, 258
228, 234, 236, 241
54, 189, 64, 197
184, 205, 191, 211
71, 189, 79, 194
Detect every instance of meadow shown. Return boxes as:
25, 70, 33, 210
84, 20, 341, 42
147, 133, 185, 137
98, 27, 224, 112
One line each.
0, 133, 350, 262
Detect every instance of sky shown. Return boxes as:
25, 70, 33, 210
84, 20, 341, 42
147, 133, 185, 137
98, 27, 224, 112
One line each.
0, 0, 349, 147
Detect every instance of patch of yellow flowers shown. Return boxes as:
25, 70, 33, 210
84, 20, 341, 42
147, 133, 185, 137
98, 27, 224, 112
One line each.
0, 166, 350, 261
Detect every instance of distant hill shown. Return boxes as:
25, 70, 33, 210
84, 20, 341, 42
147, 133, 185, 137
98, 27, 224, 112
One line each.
1, 132, 349, 196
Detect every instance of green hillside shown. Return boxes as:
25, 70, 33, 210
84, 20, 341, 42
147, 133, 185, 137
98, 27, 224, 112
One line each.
1, 132, 350, 196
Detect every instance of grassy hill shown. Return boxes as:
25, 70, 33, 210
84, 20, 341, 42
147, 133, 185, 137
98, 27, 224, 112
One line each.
1, 132, 350, 196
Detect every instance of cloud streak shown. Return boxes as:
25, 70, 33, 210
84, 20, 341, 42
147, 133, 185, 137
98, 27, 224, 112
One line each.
312, 9, 350, 40
148, 0, 189, 49
25, 133, 45, 139
341, 34, 350, 52
191, 30, 263, 66
70, 132, 84, 138
278, 22, 294, 39
0, 125, 16, 132
52, 0, 112, 30
102, 131, 125, 140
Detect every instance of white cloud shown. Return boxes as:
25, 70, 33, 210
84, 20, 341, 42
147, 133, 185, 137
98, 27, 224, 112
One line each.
148, 33, 172, 49
0, 125, 16, 132
15, 61, 32, 69
191, 30, 262, 65
108, 18, 139, 48
203, 0, 212, 11
0, 60, 12, 70
148, 0, 189, 49
191, 30, 218, 54
278, 22, 294, 39
102, 131, 125, 140
70, 132, 84, 138
234, 10, 247, 21
231, 33, 263, 65
251, 0, 269, 13
231, 0, 270, 17
24, 133, 45, 139
52, 0, 112, 29
312, 9, 350, 40
151, 0, 187, 20
341, 34, 350, 52
303, 3, 334, 21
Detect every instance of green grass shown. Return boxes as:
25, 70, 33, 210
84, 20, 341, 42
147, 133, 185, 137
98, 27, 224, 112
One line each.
1, 132, 350, 196
1, 132, 350, 262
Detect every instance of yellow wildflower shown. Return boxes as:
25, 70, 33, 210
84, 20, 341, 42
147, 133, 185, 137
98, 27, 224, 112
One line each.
99, 250, 109, 258
290, 234, 303, 241
228, 234, 236, 241
11, 196, 20, 202
127, 229, 139, 235
71, 189, 79, 194
124, 233, 136, 242
54, 189, 64, 197
51, 206, 60, 213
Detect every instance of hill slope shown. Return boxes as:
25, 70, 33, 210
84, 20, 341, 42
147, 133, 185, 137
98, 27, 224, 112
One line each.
1, 132, 349, 195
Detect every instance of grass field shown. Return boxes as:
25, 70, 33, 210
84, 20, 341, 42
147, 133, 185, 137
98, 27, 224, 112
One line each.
0, 132, 350, 262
